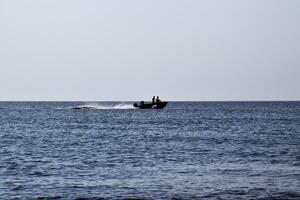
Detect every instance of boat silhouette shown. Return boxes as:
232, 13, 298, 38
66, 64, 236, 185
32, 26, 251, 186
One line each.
133, 101, 168, 109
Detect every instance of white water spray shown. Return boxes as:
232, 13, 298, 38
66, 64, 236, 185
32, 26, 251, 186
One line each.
71, 103, 135, 110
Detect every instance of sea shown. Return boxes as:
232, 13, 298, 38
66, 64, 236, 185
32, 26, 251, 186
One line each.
0, 101, 299, 200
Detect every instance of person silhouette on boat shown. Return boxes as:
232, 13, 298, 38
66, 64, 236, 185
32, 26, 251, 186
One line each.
156, 96, 161, 103
152, 96, 155, 104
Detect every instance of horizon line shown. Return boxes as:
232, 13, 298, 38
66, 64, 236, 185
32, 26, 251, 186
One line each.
0, 100, 299, 102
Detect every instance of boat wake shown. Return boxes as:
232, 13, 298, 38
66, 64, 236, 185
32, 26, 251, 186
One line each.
71, 103, 135, 110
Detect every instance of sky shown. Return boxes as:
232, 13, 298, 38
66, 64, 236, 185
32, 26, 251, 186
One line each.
0, 0, 299, 101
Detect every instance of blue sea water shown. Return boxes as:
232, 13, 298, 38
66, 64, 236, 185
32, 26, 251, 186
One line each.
0, 102, 299, 200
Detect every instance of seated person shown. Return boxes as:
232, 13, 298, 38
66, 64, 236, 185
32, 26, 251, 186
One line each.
156, 96, 161, 103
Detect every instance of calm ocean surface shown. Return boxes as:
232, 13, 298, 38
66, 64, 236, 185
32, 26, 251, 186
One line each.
0, 102, 299, 200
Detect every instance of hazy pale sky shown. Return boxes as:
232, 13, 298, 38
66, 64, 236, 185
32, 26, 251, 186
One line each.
0, 0, 299, 101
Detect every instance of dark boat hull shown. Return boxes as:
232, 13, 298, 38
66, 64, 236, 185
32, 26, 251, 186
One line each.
133, 102, 168, 109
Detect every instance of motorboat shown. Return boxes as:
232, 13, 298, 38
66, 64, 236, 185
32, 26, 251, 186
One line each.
133, 101, 168, 109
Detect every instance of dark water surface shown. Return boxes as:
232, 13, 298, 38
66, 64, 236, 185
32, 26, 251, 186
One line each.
0, 102, 299, 200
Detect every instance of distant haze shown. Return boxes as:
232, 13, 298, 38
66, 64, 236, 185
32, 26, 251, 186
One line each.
0, 0, 299, 101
